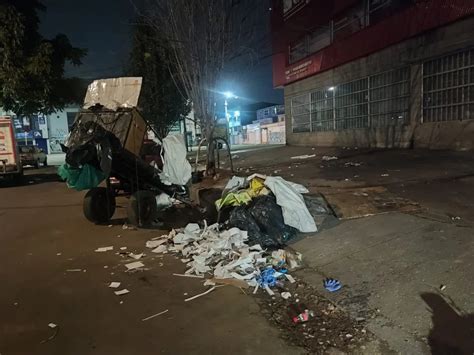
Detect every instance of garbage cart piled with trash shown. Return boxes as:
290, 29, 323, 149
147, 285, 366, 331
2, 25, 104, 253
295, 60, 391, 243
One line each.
58, 77, 191, 226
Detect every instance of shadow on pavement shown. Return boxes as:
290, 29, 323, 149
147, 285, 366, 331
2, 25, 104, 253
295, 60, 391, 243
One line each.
421, 292, 474, 354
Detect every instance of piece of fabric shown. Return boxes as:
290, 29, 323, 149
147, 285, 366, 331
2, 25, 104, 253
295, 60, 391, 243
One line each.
159, 134, 192, 186
264, 176, 317, 233
58, 163, 105, 191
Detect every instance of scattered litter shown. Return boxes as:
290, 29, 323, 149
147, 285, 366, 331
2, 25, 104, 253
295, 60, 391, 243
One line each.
173, 273, 204, 279
109, 282, 121, 288
381, 173, 389, 177
324, 278, 342, 292
440, 284, 447, 291
56, 253, 62, 256
142, 309, 169, 321
322, 155, 338, 161
125, 261, 144, 271
264, 285, 275, 296
285, 274, 296, 283
204, 279, 216, 286
145, 221, 300, 296
95, 246, 114, 252
103, 266, 108, 269
120, 247, 127, 250
108, 224, 113, 228
114, 289, 130, 296
451, 216, 461, 221
116, 234, 121, 238
122, 224, 136, 230
40, 323, 59, 344
183, 292, 188, 296
232, 154, 240, 159
291, 154, 316, 160
210, 277, 249, 289
66, 269, 82, 272
14, 302, 18, 306
346, 334, 353, 339
281, 291, 292, 299
83, 269, 86, 272
130, 253, 144, 260
184, 286, 217, 302
289, 303, 314, 323
344, 162, 361, 167
152, 245, 167, 253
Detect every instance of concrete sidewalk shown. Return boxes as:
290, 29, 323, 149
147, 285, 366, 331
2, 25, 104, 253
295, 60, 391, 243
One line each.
216, 146, 474, 353
292, 213, 474, 353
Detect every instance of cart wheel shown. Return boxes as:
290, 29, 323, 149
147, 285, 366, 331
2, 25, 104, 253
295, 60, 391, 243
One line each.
127, 190, 157, 227
83, 187, 116, 224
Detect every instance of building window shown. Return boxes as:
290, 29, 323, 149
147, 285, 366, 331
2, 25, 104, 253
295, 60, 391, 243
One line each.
308, 25, 331, 55
335, 78, 369, 129
333, 2, 367, 41
283, 0, 306, 18
423, 49, 474, 122
369, 67, 410, 127
289, 38, 308, 64
368, 0, 392, 25
291, 93, 311, 132
290, 66, 411, 133
311, 89, 334, 131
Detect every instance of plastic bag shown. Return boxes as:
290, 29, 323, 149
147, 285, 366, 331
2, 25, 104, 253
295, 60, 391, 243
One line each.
226, 195, 297, 248
58, 163, 105, 191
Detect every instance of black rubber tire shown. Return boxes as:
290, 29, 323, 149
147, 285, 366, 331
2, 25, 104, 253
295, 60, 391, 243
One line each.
83, 187, 116, 224
127, 190, 157, 227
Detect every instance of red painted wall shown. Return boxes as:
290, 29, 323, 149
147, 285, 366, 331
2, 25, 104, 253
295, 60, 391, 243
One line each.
271, 0, 474, 87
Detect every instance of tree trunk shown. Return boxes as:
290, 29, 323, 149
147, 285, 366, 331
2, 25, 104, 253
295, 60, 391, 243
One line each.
206, 129, 216, 176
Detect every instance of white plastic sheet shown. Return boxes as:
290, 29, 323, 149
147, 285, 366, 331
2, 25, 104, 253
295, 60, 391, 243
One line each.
159, 134, 192, 185
264, 176, 317, 233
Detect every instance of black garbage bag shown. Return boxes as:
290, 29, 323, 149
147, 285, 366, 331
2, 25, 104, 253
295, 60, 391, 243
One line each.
226, 194, 297, 248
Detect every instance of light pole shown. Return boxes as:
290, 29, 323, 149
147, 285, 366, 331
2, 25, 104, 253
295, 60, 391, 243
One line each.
223, 91, 236, 146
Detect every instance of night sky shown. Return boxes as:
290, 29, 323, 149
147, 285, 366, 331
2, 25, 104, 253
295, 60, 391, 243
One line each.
39, 0, 283, 105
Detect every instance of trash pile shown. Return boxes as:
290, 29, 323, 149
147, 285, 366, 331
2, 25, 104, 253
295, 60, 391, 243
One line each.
215, 174, 317, 247
145, 222, 302, 295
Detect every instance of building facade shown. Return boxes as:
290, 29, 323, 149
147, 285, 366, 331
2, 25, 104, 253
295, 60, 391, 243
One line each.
271, 0, 474, 150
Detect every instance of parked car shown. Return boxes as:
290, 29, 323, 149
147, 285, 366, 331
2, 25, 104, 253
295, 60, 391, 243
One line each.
19, 145, 47, 168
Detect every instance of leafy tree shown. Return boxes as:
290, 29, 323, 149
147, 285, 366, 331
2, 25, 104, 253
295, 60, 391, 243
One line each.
0, 0, 87, 116
128, 20, 190, 139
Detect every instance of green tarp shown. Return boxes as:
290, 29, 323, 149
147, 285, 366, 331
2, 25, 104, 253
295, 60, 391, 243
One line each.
58, 163, 105, 191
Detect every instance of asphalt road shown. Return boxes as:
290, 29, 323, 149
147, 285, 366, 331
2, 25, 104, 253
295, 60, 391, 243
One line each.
0, 168, 302, 355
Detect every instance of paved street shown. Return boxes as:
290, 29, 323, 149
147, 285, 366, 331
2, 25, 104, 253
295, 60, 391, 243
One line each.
0, 168, 303, 355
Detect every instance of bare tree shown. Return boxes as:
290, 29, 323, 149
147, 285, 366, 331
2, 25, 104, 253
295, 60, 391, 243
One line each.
140, 0, 257, 175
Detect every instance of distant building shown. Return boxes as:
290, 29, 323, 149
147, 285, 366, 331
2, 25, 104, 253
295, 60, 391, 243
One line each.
271, 0, 474, 150
0, 105, 80, 154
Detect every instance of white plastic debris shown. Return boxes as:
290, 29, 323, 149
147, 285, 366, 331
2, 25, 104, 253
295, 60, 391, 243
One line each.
281, 292, 292, 299
130, 253, 144, 260
95, 246, 114, 252
142, 309, 169, 321
285, 274, 296, 283
291, 154, 316, 160
159, 134, 192, 185
265, 176, 317, 233
156, 193, 173, 210
125, 261, 144, 270
120, 247, 127, 250
114, 289, 130, 296
152, 245, 167, 253
322, 155, 338, 161
48, 323, 58, 329
109, 282, 121, 288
